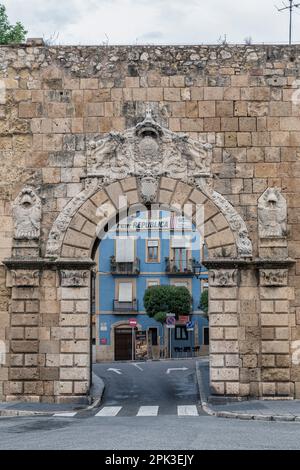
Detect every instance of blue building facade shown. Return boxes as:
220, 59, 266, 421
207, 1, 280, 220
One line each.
94, 210, 209, 362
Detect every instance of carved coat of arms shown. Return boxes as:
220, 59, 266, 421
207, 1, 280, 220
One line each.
86, 107, 212, 185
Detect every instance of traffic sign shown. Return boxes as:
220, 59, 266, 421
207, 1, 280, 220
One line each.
166, 316, 176, 328
129, 318, 137, 327
186, 320, 195, 331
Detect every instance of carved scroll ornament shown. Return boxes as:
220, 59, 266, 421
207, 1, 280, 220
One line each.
210, 269, 238, 287
259, 269, 288, 287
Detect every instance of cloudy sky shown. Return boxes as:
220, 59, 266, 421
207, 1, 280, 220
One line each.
3, 0, 300, 45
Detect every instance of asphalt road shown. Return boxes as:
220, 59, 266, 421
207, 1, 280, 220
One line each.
92, 359, 202, 417
0, 359, 299, 450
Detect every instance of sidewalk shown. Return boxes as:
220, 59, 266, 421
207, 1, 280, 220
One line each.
196, 360, 300, 422
0, 373, 105, 417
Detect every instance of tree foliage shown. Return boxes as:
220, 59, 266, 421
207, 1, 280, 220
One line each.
153, 312, 167, 324
0, 5, 27, 45
200, 289, 208, 316
143, 285, 192, 320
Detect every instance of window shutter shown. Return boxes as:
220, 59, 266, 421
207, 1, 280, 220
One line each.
116, 238, 135, 262
118, 283, 133, 302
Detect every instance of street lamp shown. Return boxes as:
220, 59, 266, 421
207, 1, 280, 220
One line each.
192, 259, 204, 279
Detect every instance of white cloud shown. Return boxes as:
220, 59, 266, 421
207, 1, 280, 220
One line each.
2, 0, 300, 45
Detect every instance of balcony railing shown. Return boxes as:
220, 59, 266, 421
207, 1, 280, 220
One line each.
165, 257, 194, 275
110, 256, 140, 275
113, 299, 138, 312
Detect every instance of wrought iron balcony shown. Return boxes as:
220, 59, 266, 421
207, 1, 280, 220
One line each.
113, 299, 138, 312
110, 256, 140, 275
165, 257, 195, 275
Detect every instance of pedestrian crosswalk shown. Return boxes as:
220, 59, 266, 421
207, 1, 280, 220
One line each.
136, 406, 159, 416
177, 405, 198, 416
53, 404, 201, 419
95, 406, 123, 417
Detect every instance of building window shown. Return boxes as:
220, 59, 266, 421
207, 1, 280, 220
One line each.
116, 238, 135, 262
171, 237, 191, 272
146, 239, 160, 263
175, 326, 188, 341
118, 282, 133, 302
170, 279, 192, 293
203, 327, 209, 345
201, 280, 209, 292
146, 279, 160, 288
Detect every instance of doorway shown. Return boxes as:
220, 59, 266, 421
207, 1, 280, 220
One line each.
114, 328, 133, 361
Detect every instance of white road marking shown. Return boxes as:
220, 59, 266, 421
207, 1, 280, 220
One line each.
137, 406, 159, 416
177, 405, 199, 416
107, 368, 122, 375
53, 412, 77, 417
95, 406, 122, 417
166, 367, 188, 374
132, 363, 144, 371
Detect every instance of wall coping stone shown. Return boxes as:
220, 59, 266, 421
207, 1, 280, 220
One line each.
203, 258, 295, 269
3, 258, 96, 270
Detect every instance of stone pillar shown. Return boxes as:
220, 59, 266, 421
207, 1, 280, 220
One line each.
6, 268, 41, 401
39, 269, 60, 403
259, 267, 293, 397
257, 188, 295, 397
209, 268, 240, 396
57, 269, 91, 403
238, 266, 261, 397
0, 266, 10, 400
3, 260, 94, 403
3, 187, 45, 401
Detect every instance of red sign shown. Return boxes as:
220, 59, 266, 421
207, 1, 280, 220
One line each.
100, 338, 107, 345
129, 318, 137, 327
179, 316, 190, 324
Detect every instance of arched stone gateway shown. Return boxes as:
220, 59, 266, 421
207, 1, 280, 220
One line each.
3, 110, 296, 403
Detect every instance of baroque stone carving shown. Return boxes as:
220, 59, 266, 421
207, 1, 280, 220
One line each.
86, 107, 212, 183
138, 174, 159, 204
46, 110, 252, 259
259, 269, 288, 287
60, 270, 89, 287
258, 188, 287, 239
210, 269, 238, 287
46, 178, 103, 256
196, 178, 253, 258
12, 187, 41, 240
11, 270, 40, 287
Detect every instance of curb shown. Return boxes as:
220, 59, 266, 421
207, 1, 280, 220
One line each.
84, 373, 105, 411
0, 374, 105, 418
196, 361, 300, 423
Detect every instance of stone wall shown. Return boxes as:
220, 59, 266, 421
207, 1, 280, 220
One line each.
0, 43, 299, 401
